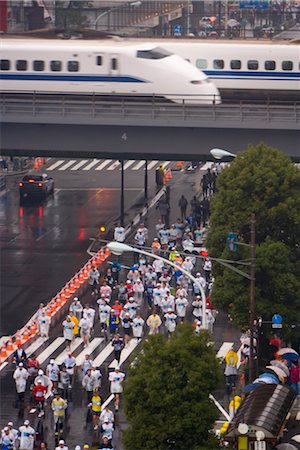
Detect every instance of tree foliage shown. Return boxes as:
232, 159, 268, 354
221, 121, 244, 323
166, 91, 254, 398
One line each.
206, 144, 300, 340
122, 324, 222, 450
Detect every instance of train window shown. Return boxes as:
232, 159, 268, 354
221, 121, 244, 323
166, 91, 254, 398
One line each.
136, 47, 172, 59
247, 60, 259, 70
111, 58, 118, 70
213, 59, 224, 69
68, 61, 79, 72
265, 60, 276, 70
196, 59, 207, 69
16, 60, 27, 71
33, 60, 45, 71
0, 59, 10, 70
230, 60, 241, 70
50, 60, 62, 71
282, 60, 293, 71
96, 56, 102, 66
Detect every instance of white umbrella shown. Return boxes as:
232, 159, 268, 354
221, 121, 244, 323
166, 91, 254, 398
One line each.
270, 360, 290, 377
291, 435, 300, 443
266, 366, 287, 383
277, 347, 299, 356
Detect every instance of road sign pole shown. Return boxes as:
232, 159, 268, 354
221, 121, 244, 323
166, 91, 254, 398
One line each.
249, 212, 256, 383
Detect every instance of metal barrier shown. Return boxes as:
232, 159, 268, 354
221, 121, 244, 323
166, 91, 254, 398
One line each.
1, 94, 299, 124
0, 175, 6, 192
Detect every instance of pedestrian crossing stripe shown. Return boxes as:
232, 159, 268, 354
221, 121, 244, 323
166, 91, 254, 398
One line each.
46, 159, 170, 172
37, 337, 65, 364
216, 342, 234, 360
109, 338, 139, 369
93, 342, 114, 368
75, 338, 103, 366
55, 337, 82, 365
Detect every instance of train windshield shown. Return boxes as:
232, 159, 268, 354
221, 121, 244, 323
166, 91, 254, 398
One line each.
136, 47, 173, 59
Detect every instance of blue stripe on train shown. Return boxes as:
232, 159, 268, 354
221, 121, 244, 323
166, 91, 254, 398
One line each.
0, 73, 147, 83
204, 70, 300, 79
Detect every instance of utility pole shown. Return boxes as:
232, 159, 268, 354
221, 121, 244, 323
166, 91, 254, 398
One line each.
249, 212, 256, 383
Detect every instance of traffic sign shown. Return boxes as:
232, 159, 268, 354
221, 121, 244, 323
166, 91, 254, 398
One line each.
227, 232, 238, 252
272, 314, 283, 329
173, 24, 182, 36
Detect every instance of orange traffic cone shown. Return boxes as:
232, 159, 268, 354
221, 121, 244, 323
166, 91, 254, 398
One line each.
69, 281, 76, 294
15, 333, 22, 346
64, 286, 71, 299
0, 344, 7, 360
78, 272, 85, 284
74, 276, 80, 289
6, 337, 14, 352
83, 269, 89, 280
104, 247, 110, 257
168, 168, 173, 179
176, 161, 183, 168
22, 328, 29, 341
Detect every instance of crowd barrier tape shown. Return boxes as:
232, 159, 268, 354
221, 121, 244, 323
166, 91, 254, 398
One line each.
0, 248, 110, 365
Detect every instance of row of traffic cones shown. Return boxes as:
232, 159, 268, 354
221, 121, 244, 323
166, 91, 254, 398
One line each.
33, 157, 46, 170
2, 246, 112, 364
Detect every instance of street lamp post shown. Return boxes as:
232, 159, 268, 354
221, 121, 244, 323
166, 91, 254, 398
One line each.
107, 241, 207, 329
210, 148, 237, 160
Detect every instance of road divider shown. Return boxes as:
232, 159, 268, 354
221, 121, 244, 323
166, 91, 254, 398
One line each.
0, 247, 111, 367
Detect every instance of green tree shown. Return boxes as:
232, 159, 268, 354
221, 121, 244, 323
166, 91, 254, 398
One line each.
122, 324, 222, 450
55, 1, 89, 30
206, 144, 300, 340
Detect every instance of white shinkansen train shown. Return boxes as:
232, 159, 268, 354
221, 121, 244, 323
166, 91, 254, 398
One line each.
0, 38, 220, 104
153, 40, 300, 100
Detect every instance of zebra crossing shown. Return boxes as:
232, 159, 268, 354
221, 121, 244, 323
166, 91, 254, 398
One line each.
0, 335, 241, 375
45, 159, 171, 172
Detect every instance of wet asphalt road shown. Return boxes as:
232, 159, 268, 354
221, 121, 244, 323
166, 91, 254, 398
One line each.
0, 161, 153, 335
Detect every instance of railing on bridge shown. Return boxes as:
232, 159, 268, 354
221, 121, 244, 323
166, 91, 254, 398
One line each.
0, 94, 299, 124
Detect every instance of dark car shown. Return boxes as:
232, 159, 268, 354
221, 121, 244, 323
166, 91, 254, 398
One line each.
19, 173, 54, 198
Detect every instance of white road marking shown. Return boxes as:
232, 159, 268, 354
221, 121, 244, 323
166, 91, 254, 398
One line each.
101, 394, 115, 410
58, 160, 77, 171
109, 338, 139, 369
70, 160, 89, 170
216, 342, 234, 360
0, 362, 8, 372
46, 160, 65, 171
201, 162, 213, 171
237, 346, 243, 369
147, 160, 158, 170
95, 160, 112, 170
162, 161, 170, 168
132, 161, 145, 171
107, 161, 121, 171
26, 337, 45, 357
75, 338, 103, 366
55, 338, 83, 365
37, 338, 65, 364
83, 159, 100, 171
0, 336, 9, 347
123, 160, 136, 170
93, 342, 114, 367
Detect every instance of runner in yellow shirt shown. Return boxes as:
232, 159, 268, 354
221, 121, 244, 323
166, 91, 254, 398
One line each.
89, 387, 102, 430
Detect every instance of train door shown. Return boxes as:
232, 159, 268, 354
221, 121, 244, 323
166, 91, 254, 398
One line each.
109, 54, 120, 76
95, 53, 105, 74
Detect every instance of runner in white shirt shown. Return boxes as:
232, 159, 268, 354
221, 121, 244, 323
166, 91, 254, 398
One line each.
97, 299, 111, 335
133, 280, 144, 307
100, 407, 114, 425
69, 297, 83, 321
124, 297, 138, 319
155, 219, 164, 238
132, 314, 145, 339
79, 315, 91, 347
159, 226, 170, 247
38, 310, 51, 341
164, 310, 177, 334
13, 364, 29, 408
192, 296, 202, 319
134, 231, 146, 246
18, 421, 35, 450
100, 282, 112, 302
62, 316, 75, 350
109, 367, 125, 411
114, 224, 125, 243
83, 305, 96, 329
182, 257, 194, 274
176, 286, 188, 298
137, 223, 148, 242
175, 294, 189, 322
153, 259, 164, 277
152, 286, 161, 309
160, 294, 175, 315
46, 359, 60, 388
